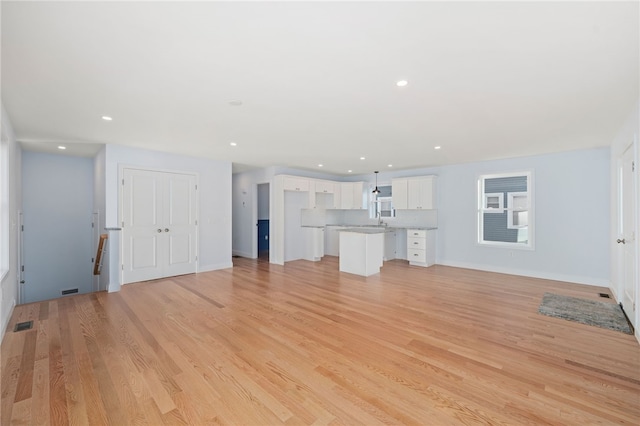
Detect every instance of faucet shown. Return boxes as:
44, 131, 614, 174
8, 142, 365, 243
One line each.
377, 212, 385, 226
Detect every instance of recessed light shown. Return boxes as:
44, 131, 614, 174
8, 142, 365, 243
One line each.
229, 142, 237, 146
101, 116, 112, 121
388, 164, 393, 168
348, 170, 352, 173
318, 164, 323, 167
396, 80, 408, 87
360, 157, 366, 160
58, 146, 66, 150
434, 146, 441, 150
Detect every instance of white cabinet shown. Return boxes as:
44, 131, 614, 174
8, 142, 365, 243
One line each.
392, 178, 408, 210
406, 228, 436, 267
339, 182, 365, 209
312, 179, 339, 209
393, 176, 437, 210
315, 180, 335, 194
283, 176, 310, 192
304, 227, 324, 261
408, 176, 436, 209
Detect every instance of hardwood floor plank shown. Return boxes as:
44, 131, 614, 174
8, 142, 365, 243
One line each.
2, 258, 639, 425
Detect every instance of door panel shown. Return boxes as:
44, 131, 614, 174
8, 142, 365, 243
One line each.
122, 169, 163, 283
164, 173, 197, 276
122, 168, 197, 284
619, 145, 636, 326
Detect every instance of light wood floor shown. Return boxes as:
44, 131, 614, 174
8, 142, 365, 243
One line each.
2, 256, 639, 425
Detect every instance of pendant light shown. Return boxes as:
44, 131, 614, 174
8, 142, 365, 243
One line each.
372, 171, 380, 194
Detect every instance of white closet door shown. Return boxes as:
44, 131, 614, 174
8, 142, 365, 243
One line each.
122, 168, 197, 284
164, 172, 198, 277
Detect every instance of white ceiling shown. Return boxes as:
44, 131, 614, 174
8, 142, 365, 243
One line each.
2, 1, 638, 175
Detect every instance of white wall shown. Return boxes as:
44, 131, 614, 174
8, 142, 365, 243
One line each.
609, 99, 639, 336
21, 151, 94, 302
102, 144, 233, 292
437, 148, 610, 286
258, 183, 269, 220
0, 105, 21, 339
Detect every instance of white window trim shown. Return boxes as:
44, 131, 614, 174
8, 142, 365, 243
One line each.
507, 191, 529, 229
484, 192, 504, 212
477, 171, 534, 250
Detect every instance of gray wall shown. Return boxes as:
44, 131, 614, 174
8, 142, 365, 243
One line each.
22, 151, 94, 302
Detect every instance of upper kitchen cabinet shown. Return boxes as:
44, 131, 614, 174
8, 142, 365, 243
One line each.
339, 182, 365, 209
314, 180, 335, 194
311, 179, 339, 209
393, 176, 437, 210
283, 176, 310, 192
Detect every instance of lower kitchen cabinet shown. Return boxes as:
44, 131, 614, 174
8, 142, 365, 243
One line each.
406, 228, 436, 267
304, 227, 325, 261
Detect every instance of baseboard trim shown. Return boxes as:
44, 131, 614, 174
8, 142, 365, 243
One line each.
232, 250, 255, 259
437, 260, 610, 288
1, 299, 16, 344
198, 262, 234, 273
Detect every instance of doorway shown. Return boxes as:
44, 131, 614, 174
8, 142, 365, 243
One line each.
21, 151, 94, 303
618, 143, 637, 329
257, 183, 270, 260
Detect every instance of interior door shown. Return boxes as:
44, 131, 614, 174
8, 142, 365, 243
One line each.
163, 173, 198, 277
619, 145, 637, 327
122, 169, 165, 283
122, 168, 198, 284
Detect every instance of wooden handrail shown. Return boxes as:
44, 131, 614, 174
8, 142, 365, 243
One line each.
93, 234, 108, 275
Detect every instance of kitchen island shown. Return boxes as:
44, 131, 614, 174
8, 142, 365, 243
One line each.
338, 228, 386, 276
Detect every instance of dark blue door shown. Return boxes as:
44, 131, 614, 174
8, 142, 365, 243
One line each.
257, 220, 269, 252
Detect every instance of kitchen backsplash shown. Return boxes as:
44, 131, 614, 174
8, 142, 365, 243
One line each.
301, 208, 437, 228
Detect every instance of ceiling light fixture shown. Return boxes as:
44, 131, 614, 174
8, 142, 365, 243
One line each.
230, 142, 237, 146
348, 170, 352, 173
372, 171, 380, 194
434, 146, 441, 150
101, 116, 112, 121
388, 164, 393, 168
58, 146, 66, 150
318, 164, 323, 167
360, 157, 366, 160
396, 80, 408, 87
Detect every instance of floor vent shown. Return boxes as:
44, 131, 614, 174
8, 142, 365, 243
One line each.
598, 293, 611, 298
14, 321, 33, 332
61, 288, 79, 295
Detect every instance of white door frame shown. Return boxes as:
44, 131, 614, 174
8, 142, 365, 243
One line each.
616, 142, 638, 335
119, 165, 199, 285
253, 181, 271, 259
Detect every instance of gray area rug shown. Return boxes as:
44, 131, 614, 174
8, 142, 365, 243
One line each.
538, 292, 633, 334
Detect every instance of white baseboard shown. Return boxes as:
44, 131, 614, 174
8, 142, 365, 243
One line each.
232, 250, 255, 259
198, 262, 234, 273
1, 299, 16, 344
437, 260, 611, 288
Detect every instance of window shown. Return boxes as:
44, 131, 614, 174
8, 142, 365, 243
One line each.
370, 185, 395, 219
478, 171, 533, 249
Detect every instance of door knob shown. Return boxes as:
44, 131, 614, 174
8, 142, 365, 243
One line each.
617, 238, 626, 244
157, 229, 162, 233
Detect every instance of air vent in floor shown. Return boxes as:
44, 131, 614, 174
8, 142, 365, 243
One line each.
598, 293, 611, 298
61, 288, 79, 295
14, 321, 33, 332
